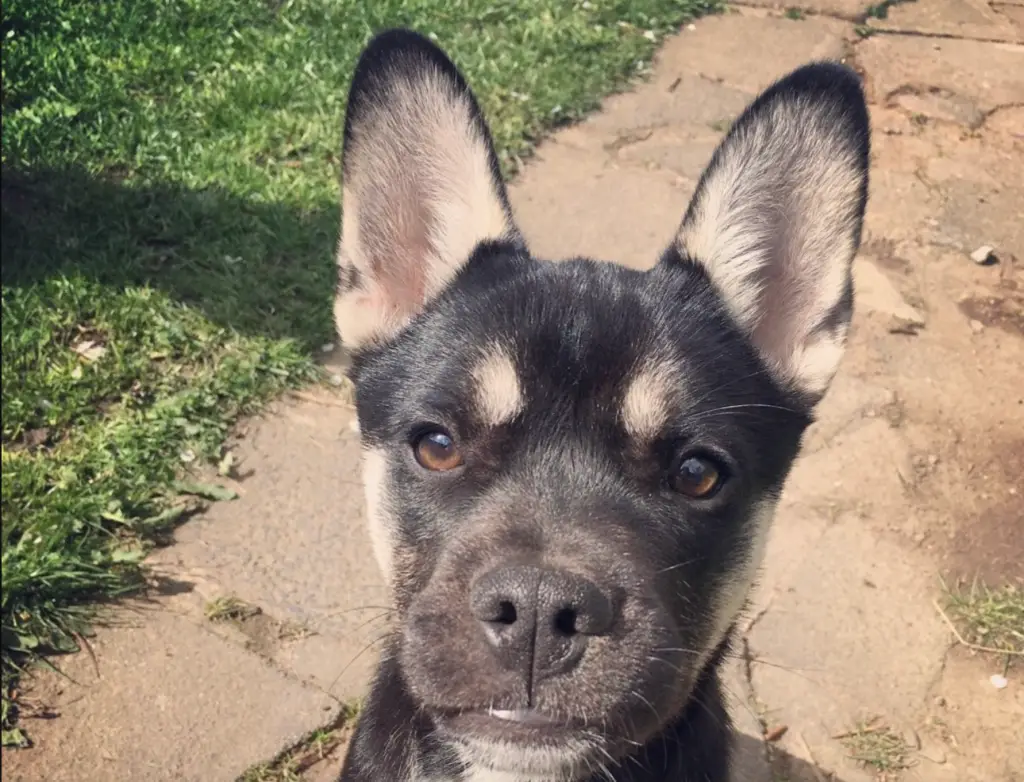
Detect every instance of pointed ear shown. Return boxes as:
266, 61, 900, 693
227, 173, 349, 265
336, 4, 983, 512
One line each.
670, 62, 870, 404
334, 29, 523, 350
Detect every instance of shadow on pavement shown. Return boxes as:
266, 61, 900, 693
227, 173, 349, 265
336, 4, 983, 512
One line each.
733, 730, 857, 782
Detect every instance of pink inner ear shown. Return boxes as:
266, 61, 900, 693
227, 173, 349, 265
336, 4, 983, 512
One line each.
362, 179, 432, 319
350, 289, 407, 335
383, 224, 430, 316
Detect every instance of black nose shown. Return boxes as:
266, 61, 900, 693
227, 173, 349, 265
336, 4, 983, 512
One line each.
469, 565, 613, 683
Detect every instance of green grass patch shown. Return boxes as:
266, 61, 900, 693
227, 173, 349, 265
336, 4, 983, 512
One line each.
1, 0, 720, 744
943, 581, 1024, 658
864, 0, 915, 20
239, 703, 361, 782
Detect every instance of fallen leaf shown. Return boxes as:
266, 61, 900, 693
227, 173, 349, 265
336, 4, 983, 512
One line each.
70, 339, 107, 362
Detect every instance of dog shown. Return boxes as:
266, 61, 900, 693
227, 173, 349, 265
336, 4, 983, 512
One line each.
332, 28, 869, 782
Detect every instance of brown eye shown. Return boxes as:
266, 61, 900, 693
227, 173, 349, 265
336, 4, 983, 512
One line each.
670, 455, 724, 499
413, 430, 464, 472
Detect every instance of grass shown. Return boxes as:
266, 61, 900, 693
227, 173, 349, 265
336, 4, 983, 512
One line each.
1, 0, 720, 745
239, 703, 360, 782
837, 718, 913, 778
204, 595, 261, 623
864, 0, 914, 20
943, 581, 1024, 659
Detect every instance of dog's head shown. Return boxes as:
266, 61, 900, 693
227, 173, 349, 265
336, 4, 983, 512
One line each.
335, 29, 868, 779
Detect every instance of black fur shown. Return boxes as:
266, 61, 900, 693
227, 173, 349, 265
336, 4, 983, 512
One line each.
334, 28, 869, 782
341, 634, 737, 781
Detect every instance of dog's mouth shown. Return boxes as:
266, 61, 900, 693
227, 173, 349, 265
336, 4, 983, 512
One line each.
433, 706, 606, 777
486, 708, 559, 725
435, 706, 588, 742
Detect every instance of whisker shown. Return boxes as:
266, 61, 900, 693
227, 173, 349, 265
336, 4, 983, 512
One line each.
322, 604, 395, 618
328, 629, 393, 694
687, 402, 803, 420
657, 557, 698, 575
653, 645, 818, 673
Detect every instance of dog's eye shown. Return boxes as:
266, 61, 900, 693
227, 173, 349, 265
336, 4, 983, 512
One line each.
413, 429, 464, 472
670, 455, 724, 499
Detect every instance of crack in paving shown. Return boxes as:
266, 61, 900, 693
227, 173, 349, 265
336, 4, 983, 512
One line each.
729, 1, 1022, 43
727, 0, 874, 24
855, 24, 1024, 43
181, 605, 349, 705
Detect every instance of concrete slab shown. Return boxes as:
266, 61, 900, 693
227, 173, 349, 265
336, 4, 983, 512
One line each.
0, 608, 336, 782
869, 0, 1023, 43
580, 73, 755, 138
510, 10, 854, 267
149, 389, 389, 702
996, 2, 1024, 28
748, 517, 951, 781
510, 145, 689, 268
857, 34, 1024, 121
657, 11, 852, 95
920, 652, 1024, 782
732, 0, 869, 20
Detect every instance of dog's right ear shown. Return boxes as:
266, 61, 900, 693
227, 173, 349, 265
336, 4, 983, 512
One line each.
334, 29, 523, 350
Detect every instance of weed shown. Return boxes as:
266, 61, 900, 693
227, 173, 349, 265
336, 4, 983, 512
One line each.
837, 718, 914, 777
865, 0, 914, 20
204, 596, 261, 623
943, 580, 1024, 659
238, 702, 361, 781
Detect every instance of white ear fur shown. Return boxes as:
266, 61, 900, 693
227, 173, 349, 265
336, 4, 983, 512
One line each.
675, 62, 870, 403
335, 30, 521, 350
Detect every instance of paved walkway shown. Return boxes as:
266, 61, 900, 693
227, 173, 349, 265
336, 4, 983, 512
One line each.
4, 2, 1022, 781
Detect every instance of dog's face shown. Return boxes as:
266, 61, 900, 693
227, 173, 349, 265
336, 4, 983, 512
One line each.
335, 30, 868, 780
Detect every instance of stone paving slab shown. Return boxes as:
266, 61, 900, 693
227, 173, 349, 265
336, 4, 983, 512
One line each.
654, 10, 852, 95
510, 10, 854, 267
733, 0, 869, 20
857, 33, 1024, 119
869, 0, 1023, 43
149, 388, 388, 702
0, 608, 336, 782
996, 3, 1024, 28
511, 143, 690, 268
748, 517, 951, 781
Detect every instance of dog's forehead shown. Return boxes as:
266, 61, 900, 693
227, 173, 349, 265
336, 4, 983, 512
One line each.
354, 253, 800, 451
467, 340, 689, 451
414, 256, 766, 429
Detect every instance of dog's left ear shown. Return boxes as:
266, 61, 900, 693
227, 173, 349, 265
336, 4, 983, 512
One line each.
668, 62, 870, 404
334, 29, 523, 350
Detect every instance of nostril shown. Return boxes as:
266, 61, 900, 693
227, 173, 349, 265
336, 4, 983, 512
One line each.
553, 607, 578, 637
496, 600, 518, 625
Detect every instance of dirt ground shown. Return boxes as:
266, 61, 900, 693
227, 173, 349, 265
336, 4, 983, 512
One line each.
3, 2, 1022, 781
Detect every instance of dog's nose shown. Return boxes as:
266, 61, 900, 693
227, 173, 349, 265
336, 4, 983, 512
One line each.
469, 565, 613, 681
